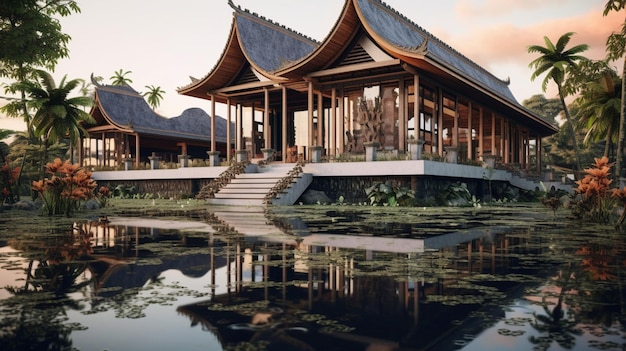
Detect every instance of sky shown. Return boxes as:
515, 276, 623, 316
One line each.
0, 0, 623, 132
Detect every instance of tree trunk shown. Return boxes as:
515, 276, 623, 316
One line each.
558, 85, 582, 177
605, 125, 613, 158
615, 54, 626, 183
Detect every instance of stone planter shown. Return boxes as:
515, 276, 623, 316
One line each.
482, 153, 497, 168
235, 150, 248, 163
148, 154, 160, 169
408, 139, 425, 160
310, 145, 323, 163
261, 148, 274, 161
178, 155, 190, 168
124, 158, 133, 171
207, 151, 221, 167
364, 142, 379, 162
444, 146, 459, 164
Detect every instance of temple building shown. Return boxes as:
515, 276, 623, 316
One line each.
178, 0, 557, 170
81, 83, 232, 168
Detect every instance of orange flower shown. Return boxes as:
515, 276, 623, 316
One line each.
45, 158, 64, 174
59, 161, 81, 177
612, 187, 626, 203
31, 180, 47, 193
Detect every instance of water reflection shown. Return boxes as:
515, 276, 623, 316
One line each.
0, 206, 625, 350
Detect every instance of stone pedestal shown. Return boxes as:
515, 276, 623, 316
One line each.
310, 146, 323, 163
261, 148, 274, 161
444, 146, 459, 164
408, 139, 425, 160
207, 151, 220, 167
148, 154, 160, 169
364, 142, 379, 162
235, 150, 248, 163
124, 158, 133, 171
178, 155, 190, 168
482, 153, 497, 168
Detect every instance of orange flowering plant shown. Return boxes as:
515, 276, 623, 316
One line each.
0, 161, 20, 205
31, 158, 98, 216
572, 156, 616, 223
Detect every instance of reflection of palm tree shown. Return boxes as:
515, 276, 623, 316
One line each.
529, 270, 581, 350
1, 225, 94, 350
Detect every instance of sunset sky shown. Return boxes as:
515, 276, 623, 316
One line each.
1, 0, 623, 130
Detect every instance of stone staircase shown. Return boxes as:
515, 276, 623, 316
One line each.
206, 163, 312, 207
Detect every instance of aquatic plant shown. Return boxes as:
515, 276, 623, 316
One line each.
31, 158, 97, 216
571, 156, 616, 223
97, 186, 111, 207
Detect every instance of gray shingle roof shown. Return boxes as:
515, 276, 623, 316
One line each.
233, 8, 319, 73
356, 0, 517, 104
95, 85, 231, 143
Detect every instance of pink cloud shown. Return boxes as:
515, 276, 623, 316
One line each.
456, 0, 586, 20
441, 9, 623, 71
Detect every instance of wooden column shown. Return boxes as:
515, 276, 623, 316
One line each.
227, 98, 232, 161
468, 102, 473, 160
236, 103, 241, 150
491, 112, 496, 156
453, 97, 459, 147
437, 87, 443, 155
308, 81, 314, 155
264, 87, 270, 149
398, 80, 405, 152
414, 75, 420, 140
135, 134, 140, 167
331, 87, 337, 157
210, 94, 216, 152
282, 86, 288, 163
478, 107, 483, 157
317, 91, 323, 147
338, 88, 345, 154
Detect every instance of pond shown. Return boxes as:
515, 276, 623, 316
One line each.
0, 203, 625, 351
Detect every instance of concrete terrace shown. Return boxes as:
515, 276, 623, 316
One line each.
92, 160, 573, 206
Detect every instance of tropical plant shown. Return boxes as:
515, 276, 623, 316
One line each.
571, 156, 616, 223
604, 0, 626, 179
23, 70, 94, 173
142, 85, 165, 110
528, 32, 589, 174
110, 69, 133, 86
31, 158, 98, 216
365, 180, 414, 206
575, 69, 621, 157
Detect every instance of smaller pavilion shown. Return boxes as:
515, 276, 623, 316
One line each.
81, 83, 233, 168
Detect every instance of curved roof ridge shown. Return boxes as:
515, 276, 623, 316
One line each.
370, 0, 511, 86
228, 0, 319, 46
177, 14, 239, 93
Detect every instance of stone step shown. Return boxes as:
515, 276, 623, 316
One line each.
207, 198, 265, 206
219, 188, 270, 194
213, 192, 266, 199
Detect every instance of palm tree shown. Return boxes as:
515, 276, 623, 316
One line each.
575, 70, 621, 157
604, 0, 626, 179
528, 32, 589, 174
109, 69, 133, 86
24, 70, 95, 172
142, 85, 165, 111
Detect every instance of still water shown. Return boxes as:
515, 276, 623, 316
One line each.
1, 204, 625, 350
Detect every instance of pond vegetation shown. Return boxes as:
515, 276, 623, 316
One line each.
0, 199, 625, 350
